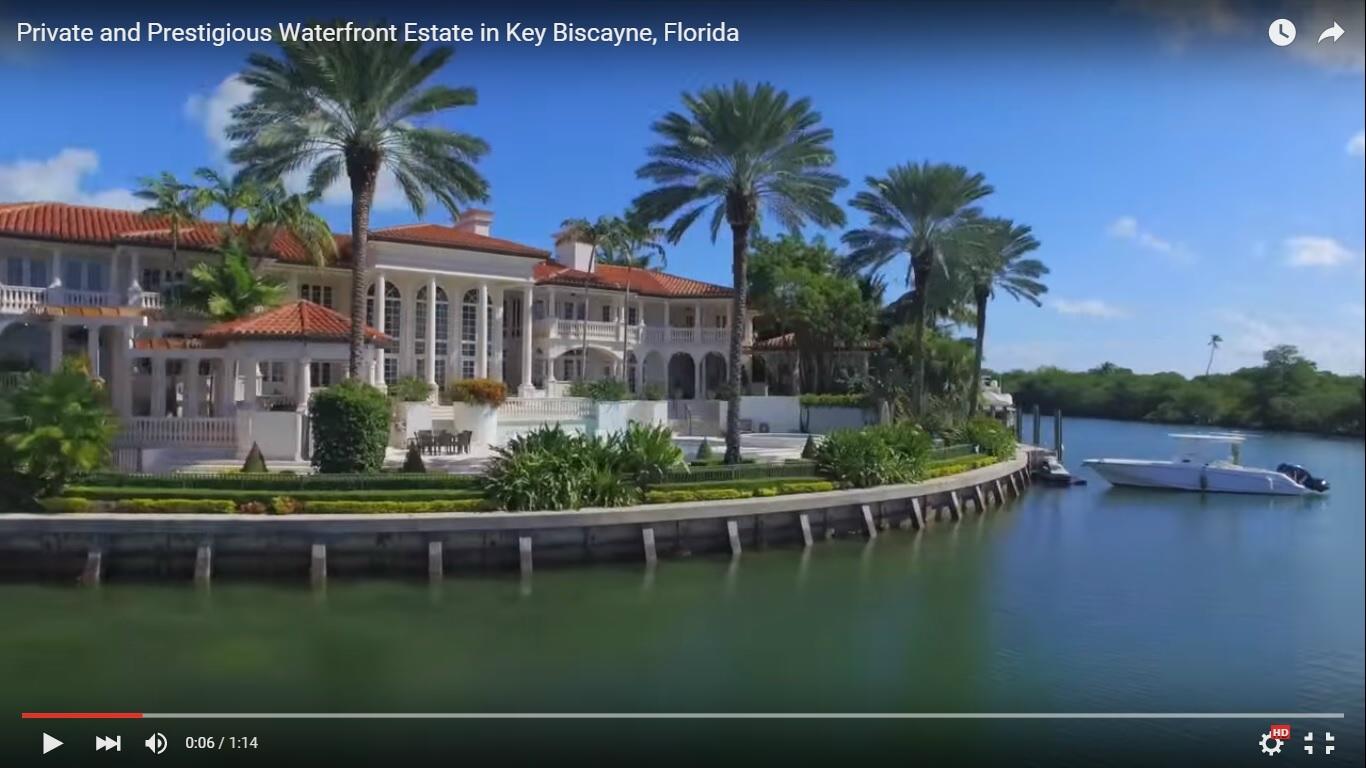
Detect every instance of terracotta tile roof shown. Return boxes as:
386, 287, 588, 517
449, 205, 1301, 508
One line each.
371, 223, 549, 258
115, 223, 351, 266
533, 261, 733, 298
201, 300, 390, 344
748, 332, 879, 352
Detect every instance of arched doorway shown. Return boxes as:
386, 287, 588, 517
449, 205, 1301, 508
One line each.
641, 351, 666, 395
702, 352, 728, 399
667, 353, 695, 400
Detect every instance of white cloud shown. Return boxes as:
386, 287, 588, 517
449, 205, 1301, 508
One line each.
1283, 236, 1357, 268
185, 76, 408, 212
1349, 130, 1365, 158
1050, 298, 1128, 319
1107, 215, 1177, 255
1215, 309, 1365, 374
0, 148, 139, 210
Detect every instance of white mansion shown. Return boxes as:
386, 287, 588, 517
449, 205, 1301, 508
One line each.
0, 202, 748, 465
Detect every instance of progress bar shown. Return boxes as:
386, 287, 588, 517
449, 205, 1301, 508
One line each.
22, 712, 1348, 720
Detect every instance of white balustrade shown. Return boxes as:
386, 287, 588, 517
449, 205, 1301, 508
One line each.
669, 327, 696, 344
138, 291, 164, 309
119, 417, 236, 446
501, 396, 592, 422
701, 328, 729, 344
1, 285, 46, 312
64, 289, 112, 307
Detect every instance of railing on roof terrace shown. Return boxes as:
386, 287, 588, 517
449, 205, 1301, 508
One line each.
1, 285, 46, 313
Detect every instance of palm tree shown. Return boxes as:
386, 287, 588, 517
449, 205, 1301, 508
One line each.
956, 217, 1048, 418
176, 241, 286, 321
600, 213, 667, 388
634, 82, 846, 463
558, 216, 616, 380
1206, 334, 1223, 375
135, 172, 206, 272
194, 167, 259, 228
843, 162, 993, 416
228, 36, 490, 378
242, 182, 337, 269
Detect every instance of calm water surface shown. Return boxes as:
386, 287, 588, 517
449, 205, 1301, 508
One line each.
1, 418, 1361, 764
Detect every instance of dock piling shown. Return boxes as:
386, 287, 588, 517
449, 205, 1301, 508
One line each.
80, 547, 103, 587
518, 536, 534, 578
910, 498, 925, 530
194, 542, 212, 587
798, 513, 814, 548
641, 527, 658, 566
949, 491, 964, 522
726, 520, 742, 557
1054, 409, 1064, 461
309, 543, 326, 587
861, 504, 878, 538
973, 485, 988, 513
427, 540, 444, 581
1032, 404, 1042, 446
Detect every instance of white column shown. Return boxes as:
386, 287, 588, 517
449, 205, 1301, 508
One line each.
185, 359, 202, 417
547, 287, 557, 333
374, 272, 387, 384
476, 281, 489, 379
520, 287, 535, 395
48, 323, 63, 372
214, 358, 235, 416
424, 277, 437, 388
492, 286, 506, 383
695, 353, 705, 400
694, 301, 703, 338
150, 357, 167, 417
48, 248, 64, 304
242, 358, 259, 409
115, 327, 134, 417
296, 357, 312, 411
126, 250, 142, 304
108, 249, 119, 305
85, 326, 101, 379
664, 302, 671, 330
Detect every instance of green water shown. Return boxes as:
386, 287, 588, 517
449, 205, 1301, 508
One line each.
1, 418, 1361, 765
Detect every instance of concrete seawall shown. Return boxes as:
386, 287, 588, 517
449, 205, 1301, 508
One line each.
0, 453, 1036, 583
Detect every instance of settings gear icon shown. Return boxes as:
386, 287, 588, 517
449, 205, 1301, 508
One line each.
1260, 732, 1283, 756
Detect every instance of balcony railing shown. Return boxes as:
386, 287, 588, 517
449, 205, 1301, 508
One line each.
118, 417, 236, 447
1, 285, 46, 313
501, 396, 593, 422
0, 285, 164, 313
531, 318, 732, 347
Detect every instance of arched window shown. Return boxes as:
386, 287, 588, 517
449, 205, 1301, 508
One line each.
460, 289, 479, 379
366, 282, 402, 385
415, 286, 451, 388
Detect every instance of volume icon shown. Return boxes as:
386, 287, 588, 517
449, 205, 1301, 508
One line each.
145, 732, 168, 754
95, 735, 121, 752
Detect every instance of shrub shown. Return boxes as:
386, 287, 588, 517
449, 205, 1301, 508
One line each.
75, 471, 482, 492
109, 499, 237, 514
389, 376, 434, 402
310, 379, 390, 474
643, 480, 837, 504
568, 378, 629, 401
694, 437, 713, 462
61, 486, 485, 503
925, 455, 1000, 478
617, 422, 685, 486
401, 443, 426, 473
0, 363, 116, 501
447, 378, 507, 408
865, 421, 932, 477
957, 417, 1017, 460
241, 442, 268, 473
813, 428, 916, 488
269, 496, 304, 515
799, 393, 871, 408
286, 498, 488, 514
800, 434, 818, 459
237, 500, 269, 515
37, 497, 95, 514
641, 383, 666, 401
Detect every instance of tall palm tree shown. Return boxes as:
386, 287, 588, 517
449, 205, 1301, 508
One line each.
1206, 334, 1223, 375
194, 167, 259, 228
135, 172, 207, 272
243, 182, 337, 269
955, 217, 1048, 418
843, 162, 993, 416
634, 82, 846, 463
177, 240, 286, 321
228, 36, 490, 378
601, 213, 667, 387
558, 216, 616, 380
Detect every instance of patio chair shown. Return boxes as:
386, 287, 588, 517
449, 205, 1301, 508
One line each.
417, 430, 435, 455
435, 429, 455, 454
456, 430, 473, 455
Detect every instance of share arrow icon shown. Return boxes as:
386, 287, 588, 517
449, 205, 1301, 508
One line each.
1319, 21, 1345, 43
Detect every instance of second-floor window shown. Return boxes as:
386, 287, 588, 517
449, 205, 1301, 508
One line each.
601, 305, 612, 322
628, 306, 638, 325
299, 284, 334, 308
4, 256, 48, 287
63, 259, 104, 292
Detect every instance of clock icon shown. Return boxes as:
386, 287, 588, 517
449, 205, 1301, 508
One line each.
1268, 18, 1296, 46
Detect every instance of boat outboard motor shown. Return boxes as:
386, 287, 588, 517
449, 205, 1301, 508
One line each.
1277, 463, 1330, 493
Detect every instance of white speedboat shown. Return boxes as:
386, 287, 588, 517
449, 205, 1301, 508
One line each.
1083, 434, 1330, 496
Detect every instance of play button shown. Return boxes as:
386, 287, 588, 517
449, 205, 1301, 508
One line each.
42, 733, 63, 754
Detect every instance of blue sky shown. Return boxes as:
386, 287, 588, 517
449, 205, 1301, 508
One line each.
2, 0, 1363, 374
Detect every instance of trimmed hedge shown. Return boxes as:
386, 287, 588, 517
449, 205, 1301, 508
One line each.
644, 480, 838, 504
60, 486, 486, 503
291, 499, 489, 514
310, 380, 390, 473
37, 497, 95, 513
74, 472, 483, 491
651, 476, 825, 493
69, 499, 240, 515
925, 455, 1001, 479
659, 460, 817, 485
798, 393, 872, 408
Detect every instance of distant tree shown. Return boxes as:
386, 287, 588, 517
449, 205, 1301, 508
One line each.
843, 162, 993, 416
242, 182, 337, 269
194, 167, 259, 227
634, 81, 846, 463
1205, 333, 1222, 376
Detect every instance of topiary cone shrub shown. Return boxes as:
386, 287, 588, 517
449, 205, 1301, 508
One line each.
401, 443, 426, 473
310, 379, 391, 474
801, 434, 817, 459
695, 437, 713, 462
241, 442, 268, 473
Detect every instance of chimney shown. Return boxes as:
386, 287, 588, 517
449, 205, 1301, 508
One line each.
553, 230, 596, 273
454, 209, 493, 236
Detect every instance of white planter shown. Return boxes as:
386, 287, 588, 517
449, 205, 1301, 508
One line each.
739, 395, 801, 433
236, 410, 305, 461
449, 402, 498, 449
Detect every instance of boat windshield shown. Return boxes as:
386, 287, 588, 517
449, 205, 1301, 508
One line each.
1169, 434, 1244, 465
